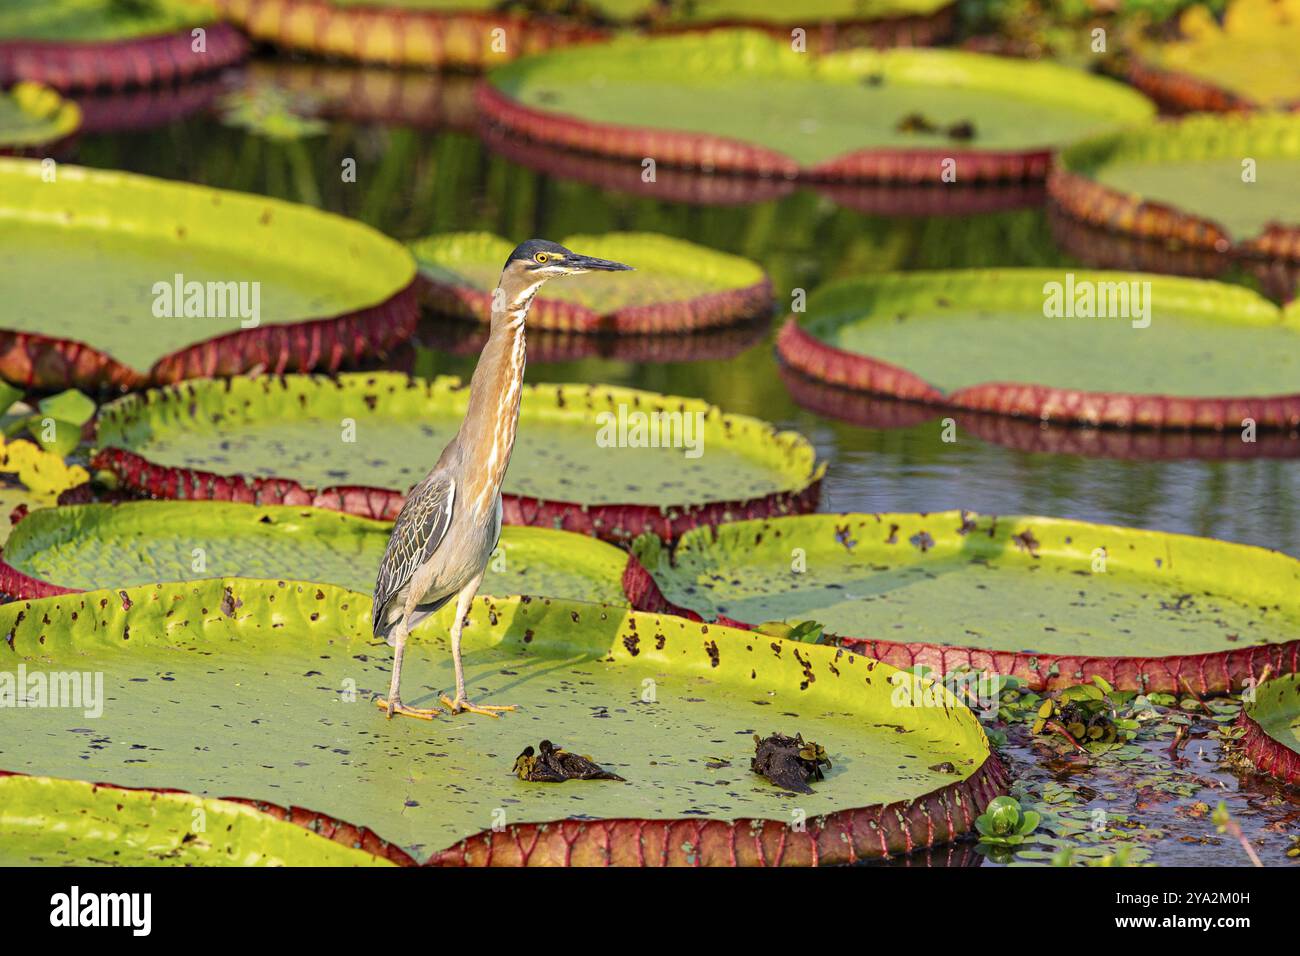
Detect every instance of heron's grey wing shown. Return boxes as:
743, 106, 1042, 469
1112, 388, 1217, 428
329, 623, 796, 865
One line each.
372, 472, 456, 638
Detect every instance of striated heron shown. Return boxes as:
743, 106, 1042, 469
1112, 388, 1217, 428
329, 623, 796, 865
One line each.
373, 239, 632, 720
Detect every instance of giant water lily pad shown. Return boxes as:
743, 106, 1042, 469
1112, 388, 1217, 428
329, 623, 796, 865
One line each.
207, 0, 605, 68
0, 500, 631, 604
1050, 113, 1300, 262
0, 159, 418, 391
0, 82, 80, 156
93, 373, 823, 541
480, 30, 1154, 182
1238, 672, 1300, 786
0, 0, 247, 91
0, 773, 409, 866
776, 270, 1300, 429
412, 231, 771, 333
0, 579, 1004, 865
1124, 0, 1300, 112
628, 512, 1300, 693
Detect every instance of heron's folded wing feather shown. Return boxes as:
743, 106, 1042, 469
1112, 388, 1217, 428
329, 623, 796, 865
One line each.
372, 473, 456, 635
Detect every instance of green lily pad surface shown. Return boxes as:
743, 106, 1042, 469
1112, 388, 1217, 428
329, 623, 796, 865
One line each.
0, 159, 414, 375
0, 579, 994, 863
412, 231, 769, 331
0, 0, 211, 42
792, 270, 1300, 398
0, 774, 399, 866
632, 512, 1300, 660
0, 83, 80, 152
1060, 114, 1300, 241
95, 373, 819, 509
486, 31, 1153, 168
1, 501, 629, 603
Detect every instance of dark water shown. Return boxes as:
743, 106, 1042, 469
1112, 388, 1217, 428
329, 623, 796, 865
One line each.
68, 64, 1300, 866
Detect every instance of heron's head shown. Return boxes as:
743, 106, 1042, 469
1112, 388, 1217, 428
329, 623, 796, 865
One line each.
503, 239, 633, 282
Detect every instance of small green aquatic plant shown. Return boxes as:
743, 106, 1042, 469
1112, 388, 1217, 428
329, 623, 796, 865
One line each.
0, 385, 94, 458
753, 620, 826, 643
1031, 676, 1140, 748
975, 795, 1041, 846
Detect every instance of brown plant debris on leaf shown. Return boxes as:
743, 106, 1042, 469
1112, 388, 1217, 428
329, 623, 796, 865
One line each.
512, 740, 625, 783
894, 114, 976, 141
751, 732, 833, 795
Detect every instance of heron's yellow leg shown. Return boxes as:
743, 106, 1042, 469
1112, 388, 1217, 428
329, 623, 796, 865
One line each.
440, 572, 517, 719
377, 618, 444, 720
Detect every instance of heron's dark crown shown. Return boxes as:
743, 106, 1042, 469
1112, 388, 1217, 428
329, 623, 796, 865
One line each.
505, 239, 570, 269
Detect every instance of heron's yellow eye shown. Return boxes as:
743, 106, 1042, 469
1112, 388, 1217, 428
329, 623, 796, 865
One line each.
534, 252, 548, 263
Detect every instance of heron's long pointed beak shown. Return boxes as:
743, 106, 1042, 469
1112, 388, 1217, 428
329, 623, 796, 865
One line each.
568, 253, 634, 272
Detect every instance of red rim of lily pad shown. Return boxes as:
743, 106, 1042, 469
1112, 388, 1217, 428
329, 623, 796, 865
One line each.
775, 271, 1300, 430
413, 232, 772, 334
1235, 681, 1300, 787
0, 757, 1006, 866
0, 22, 249, 92
625, 513, 1300, 694
208, 0, 607, 68
90, 374, 824, 542
1114, 56, 1259, 115
0, 281, 419, 393
428, 752, 1007, 866
0, 769, 418, 866
477, 81, 1057, 186
777, 364, 1300, 461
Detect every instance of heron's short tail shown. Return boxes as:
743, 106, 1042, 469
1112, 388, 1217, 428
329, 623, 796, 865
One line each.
374, 595, 454, 647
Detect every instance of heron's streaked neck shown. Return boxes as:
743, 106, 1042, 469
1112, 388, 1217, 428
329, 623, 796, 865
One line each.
458, 272, 539, 515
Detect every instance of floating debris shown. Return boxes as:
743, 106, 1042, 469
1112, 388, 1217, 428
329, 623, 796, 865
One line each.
750, 732, 832, 794
946, 120, 977, 141
512, 739, 625, 783
896, 112, 939, 134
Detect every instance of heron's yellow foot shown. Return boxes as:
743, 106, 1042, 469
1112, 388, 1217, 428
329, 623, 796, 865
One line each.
375, 697, 442, 721
440, 694, 517, 718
